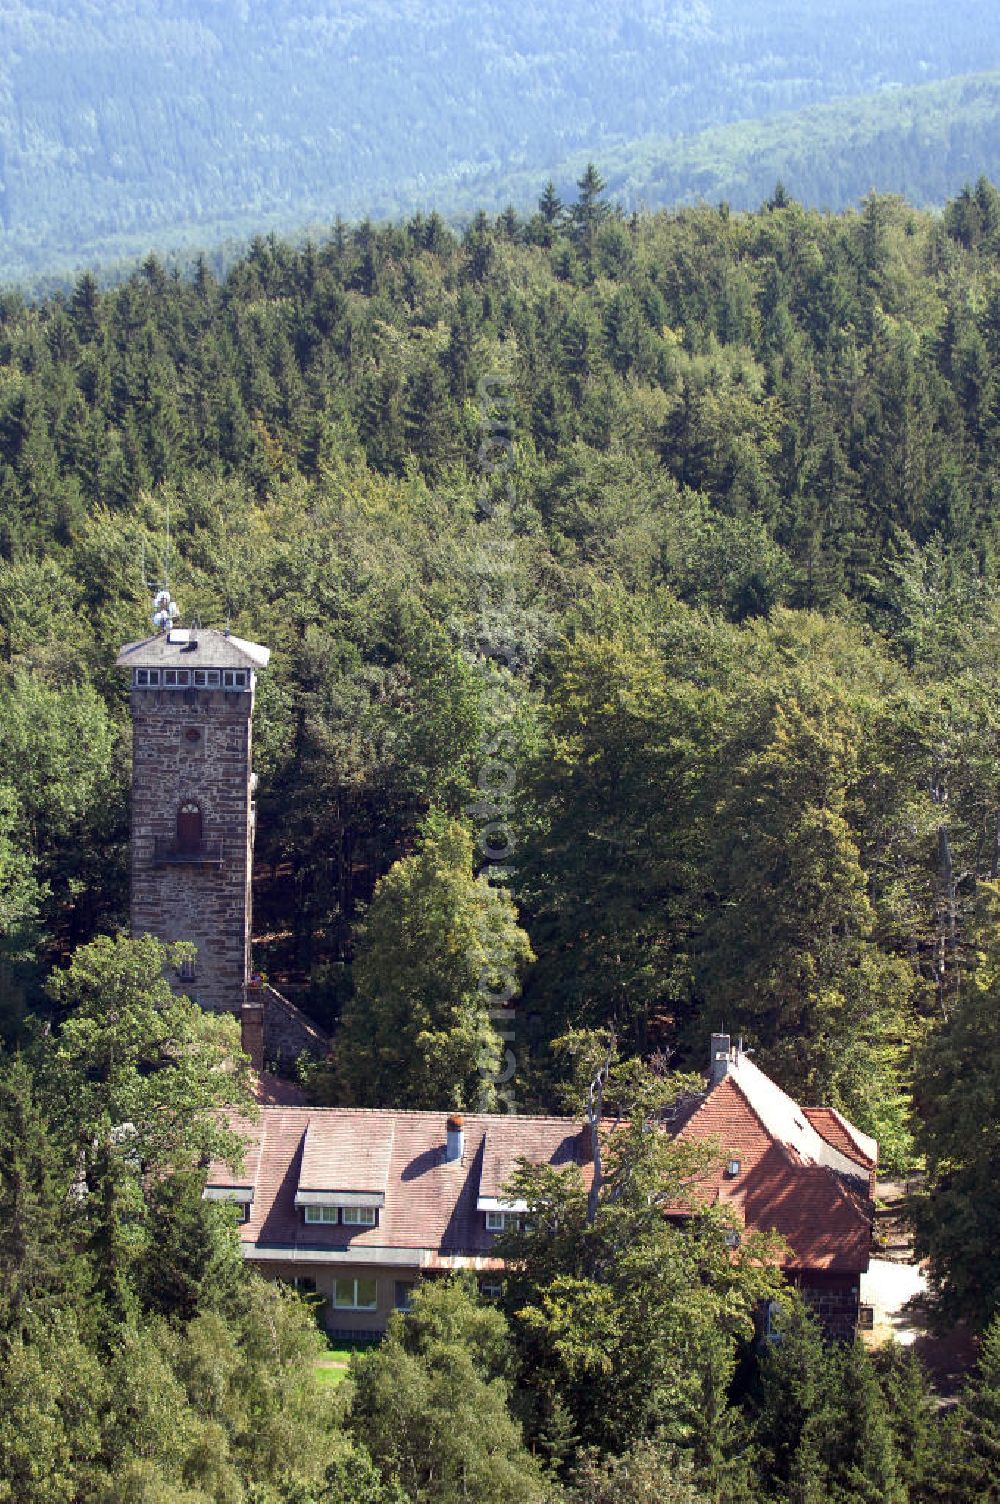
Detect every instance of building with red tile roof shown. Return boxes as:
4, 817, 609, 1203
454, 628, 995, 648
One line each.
208, 1035, 875, 1337
672, 1034, 876, 1335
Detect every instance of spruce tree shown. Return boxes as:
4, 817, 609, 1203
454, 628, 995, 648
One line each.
952, 1316, 1000, 1502
0, 1054, 90, 1338
749, 1298, 834, 1504
872, 1342, 940, 1502
823, 1340, 905, 1504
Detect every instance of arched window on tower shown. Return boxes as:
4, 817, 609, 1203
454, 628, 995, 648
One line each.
176, 801, 202, 854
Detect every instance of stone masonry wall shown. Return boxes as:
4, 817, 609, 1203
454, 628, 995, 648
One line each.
129, 685, 254, 1014
257, 983, 329, 1069
795, 1272, 862, 1341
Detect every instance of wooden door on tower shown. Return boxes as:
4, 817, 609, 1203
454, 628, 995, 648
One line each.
177, 801, 202, 853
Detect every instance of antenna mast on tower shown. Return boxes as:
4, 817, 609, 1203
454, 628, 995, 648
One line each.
141, 499, 180, 633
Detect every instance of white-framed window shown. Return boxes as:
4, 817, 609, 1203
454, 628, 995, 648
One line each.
304, 1205, 340, 1224
485, 1210, 523, 1233
764, 1299, 784, 1343
223, 669, 248, 690
163, 669, 191, 688
193, 669, 222, 687
342, 1206, 378, 1227
334, 1277, 377, 1311
479, 1279, 503, 1300
177, 953, 197, 981
134, 668, 161, 686
235, 1201, 251, 1225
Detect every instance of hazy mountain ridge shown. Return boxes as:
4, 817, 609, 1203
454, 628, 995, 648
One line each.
1, 0, 999, 281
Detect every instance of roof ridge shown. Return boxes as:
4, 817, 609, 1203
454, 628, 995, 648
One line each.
259, 1106, 586, 1126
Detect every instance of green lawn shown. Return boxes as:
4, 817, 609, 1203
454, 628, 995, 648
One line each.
314, 1338, 378, 1386
322, 1343, 362, 1364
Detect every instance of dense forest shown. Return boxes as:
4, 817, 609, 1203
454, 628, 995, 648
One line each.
2, 1, 1000, 281
592, 72, 1000, 219
5, 177, 1000, 1498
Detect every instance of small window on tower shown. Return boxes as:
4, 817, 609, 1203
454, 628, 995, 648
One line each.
176, 802, 202, 853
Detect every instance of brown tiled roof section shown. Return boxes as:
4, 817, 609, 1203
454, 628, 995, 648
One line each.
299, 1115, 394, 1194
205, 1111, 262, 1189
675, 1076, 872, 1273
210, 1109, 592, 1258
803, 1108, 877, 1169
209, 1077, 873, 1274
479, 1120, 586, 1200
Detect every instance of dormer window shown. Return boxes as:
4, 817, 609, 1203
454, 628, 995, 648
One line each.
303, 1204, 378, 1226
342, 1206, 378, 1227
485, 1211, 523, 1233
202, 1185, 254, 1222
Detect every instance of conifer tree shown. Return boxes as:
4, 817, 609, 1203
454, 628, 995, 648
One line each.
823, 1339, 905, 1504
951, 1316, 1000, 1502
335, 812, 534, 1109
872, 1343, 940, 1503
0, 1054, 90, 1338
913, 887, 1000, 1328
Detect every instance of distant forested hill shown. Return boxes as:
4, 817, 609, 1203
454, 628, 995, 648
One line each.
1, 0, 1000, 282
544, 73, 1000, 216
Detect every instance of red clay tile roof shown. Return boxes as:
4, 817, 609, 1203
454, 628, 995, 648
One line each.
210, 1054, 875, 1276
803, 1107, 877, 1169
674, 1073, 873, 1272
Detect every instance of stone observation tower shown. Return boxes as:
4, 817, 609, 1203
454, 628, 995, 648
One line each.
116, 595, 270, 1017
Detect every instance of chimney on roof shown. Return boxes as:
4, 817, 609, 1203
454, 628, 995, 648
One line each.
709, 1033, 732, 1086
446, 1113, 465, 1162
241, 1000, 265, 1074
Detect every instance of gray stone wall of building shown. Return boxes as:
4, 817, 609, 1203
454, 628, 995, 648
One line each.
129, 684, 255, 1014
795, 1272, 862, 1341
258, 984, 329, 1069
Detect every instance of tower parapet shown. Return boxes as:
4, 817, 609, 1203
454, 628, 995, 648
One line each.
116, 625, 270, 1015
